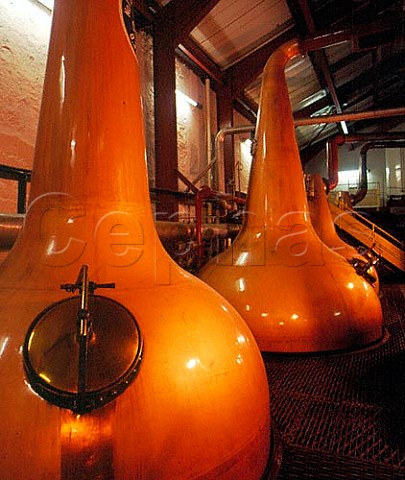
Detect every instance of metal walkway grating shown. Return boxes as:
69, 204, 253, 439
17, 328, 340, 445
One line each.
264, 284, 405, 480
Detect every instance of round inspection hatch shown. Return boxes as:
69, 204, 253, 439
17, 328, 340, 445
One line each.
23, 295, 143, 413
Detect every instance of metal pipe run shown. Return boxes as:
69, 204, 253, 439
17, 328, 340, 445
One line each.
199, 108, 405, 193
294, 106, 405, 126
352, 140, 405, 205
195, 185, 245, 263
188, 125, 256, 192
0, 214, 24, 250
0, 214, 240, 253
326, 132, 405, 191
215, 125, 256, 192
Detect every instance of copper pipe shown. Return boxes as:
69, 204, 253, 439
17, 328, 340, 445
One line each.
215, 125, 256, 192
5, 105, 403, 204
189, 126, 256, 192
195, 107, 405, 193
326, 136, 341, 190
295, 107, 405, 126
0, 214, 24, 250
0, 215, 240, 253
301, 18, 400, 53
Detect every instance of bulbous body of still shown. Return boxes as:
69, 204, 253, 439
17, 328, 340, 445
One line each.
307, 173, 380, 292
0, 1, 271, 478
199, 41, 383, 354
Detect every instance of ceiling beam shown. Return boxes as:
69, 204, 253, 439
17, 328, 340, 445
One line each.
313, 52, 343, 114
301, 17, 400, 53
153, 0, 222, 46
289, 0, 345, 120
312, 0, 402, 32
338, 52, 405, 105
329, 51, 366, 75
178, 37, 224, 85
133, 2, 224, 85
226, 26, 298, 96
233, 96, 258, 124
293, 96, 331, 119
132, 0, 154, 21
133, 0, 267, 124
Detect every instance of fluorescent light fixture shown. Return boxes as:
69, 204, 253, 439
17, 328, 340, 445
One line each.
297, 89, 327, 110
340, 121, 349, 134
36, 0, 54, 10
175, 89, 199, 108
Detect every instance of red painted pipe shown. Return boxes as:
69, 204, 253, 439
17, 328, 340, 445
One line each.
352, 140, 405, 205
326, 132, 405, 192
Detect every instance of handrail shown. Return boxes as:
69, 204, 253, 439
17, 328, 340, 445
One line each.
0, 164, 32, 180
0, 164, 196, 214
329, 197, 405, 269
0, 164, 32, 214
344, 206, 403, 248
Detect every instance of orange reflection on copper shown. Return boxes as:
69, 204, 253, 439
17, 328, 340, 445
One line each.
199, 41, 383, 353
61, 407, 114, 480
0, 0, 270, 478
308, 173, 380, 292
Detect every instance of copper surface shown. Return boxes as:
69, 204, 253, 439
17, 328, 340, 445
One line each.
308, 173, 379, 291
0, 0, 270, 478
0, 214, 24, 250
199, 40, 383, 353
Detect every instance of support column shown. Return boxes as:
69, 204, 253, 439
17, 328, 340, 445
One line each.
153, 27, 178, 219
217, 84, 234, 194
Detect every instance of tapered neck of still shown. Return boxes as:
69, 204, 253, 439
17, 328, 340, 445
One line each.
244, 41, 309, 231
309, 174, 339, 239
28, 0, 150, 215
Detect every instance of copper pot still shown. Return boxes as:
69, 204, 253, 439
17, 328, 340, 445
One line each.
306, 173, 380, 292
199, 41, 383, 353
0, 1, 270, 478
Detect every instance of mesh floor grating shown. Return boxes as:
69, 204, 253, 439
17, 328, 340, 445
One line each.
264, 284, 405, 480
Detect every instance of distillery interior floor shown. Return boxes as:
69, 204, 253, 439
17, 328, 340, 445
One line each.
264, 268, 405, 480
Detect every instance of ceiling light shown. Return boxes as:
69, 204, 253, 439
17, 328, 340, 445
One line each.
297, 89, 327, 110
340, 121, 349, 135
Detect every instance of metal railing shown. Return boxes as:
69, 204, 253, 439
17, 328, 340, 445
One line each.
329, 195, 405, 270
0, 164, 32, 214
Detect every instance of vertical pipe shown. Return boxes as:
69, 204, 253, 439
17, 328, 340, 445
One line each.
352, 140, 405, 206
205, 78, 212, 187
17, 176, 28, 214
326, 133, 405, 192
153, 27, 178, 218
